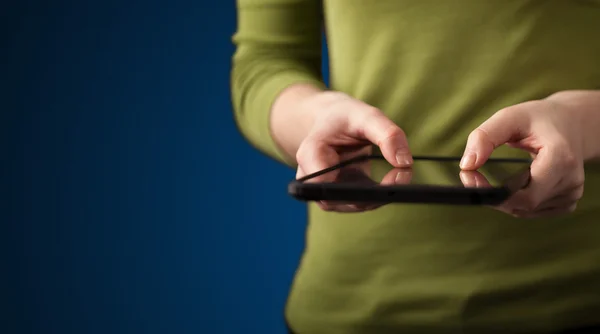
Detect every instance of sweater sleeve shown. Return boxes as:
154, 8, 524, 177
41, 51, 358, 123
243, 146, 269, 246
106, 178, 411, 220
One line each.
231, 0, 326, 165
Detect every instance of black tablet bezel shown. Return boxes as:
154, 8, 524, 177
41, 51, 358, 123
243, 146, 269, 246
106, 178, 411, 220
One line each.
288, 155, 531, 206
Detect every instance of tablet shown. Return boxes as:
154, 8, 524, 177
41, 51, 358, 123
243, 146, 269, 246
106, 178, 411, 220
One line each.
288, 155, 531, 206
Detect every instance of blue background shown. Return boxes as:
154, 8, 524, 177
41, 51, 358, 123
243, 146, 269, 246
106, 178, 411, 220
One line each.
4, 1, 328, 333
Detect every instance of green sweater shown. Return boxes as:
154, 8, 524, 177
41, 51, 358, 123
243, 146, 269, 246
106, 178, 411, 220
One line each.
232, 1, 600, 333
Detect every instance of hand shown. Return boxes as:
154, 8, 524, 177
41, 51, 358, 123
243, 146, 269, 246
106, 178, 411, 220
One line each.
295, 91, 412, 211
460, 94, 587, 218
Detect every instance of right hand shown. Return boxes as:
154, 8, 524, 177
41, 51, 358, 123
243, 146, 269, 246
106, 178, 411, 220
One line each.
295, 91, 413, 211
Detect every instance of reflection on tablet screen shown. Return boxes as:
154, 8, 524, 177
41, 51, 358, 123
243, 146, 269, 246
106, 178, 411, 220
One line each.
300, 155, 530, 189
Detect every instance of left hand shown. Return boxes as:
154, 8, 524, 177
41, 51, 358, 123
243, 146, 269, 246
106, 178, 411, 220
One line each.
460, 93, 588, 218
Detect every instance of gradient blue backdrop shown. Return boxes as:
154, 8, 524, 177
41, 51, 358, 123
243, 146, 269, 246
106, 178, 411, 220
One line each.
4, 1, 328, 333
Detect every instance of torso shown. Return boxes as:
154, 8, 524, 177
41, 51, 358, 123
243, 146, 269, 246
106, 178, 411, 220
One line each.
287, 1, 600, 333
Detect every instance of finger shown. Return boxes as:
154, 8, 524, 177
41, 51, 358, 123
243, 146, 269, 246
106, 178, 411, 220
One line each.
317, 201, 333, 211
553, 166, 586, 194
340, 203, 383, 213
296, 138, 340, 182
459, 170, 492, 188
323, 203, 360, 213
506, 142, 538, 157
511, 203, 578, 219
297, 166, 333, 210
534, 185, 584, 211
461, 106, 532, 170
318, 201, 381, 213
381, 168, 413, 185
337, 145, 373, 162
512, 144, 576, 210
296, 166, 306, 180
348, 107, 412, 168
534, 200, 579, 213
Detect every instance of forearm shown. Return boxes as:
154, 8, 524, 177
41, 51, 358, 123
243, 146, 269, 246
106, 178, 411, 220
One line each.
231, 0, 324, 165
231, 58, 325, 165
549, 90, 600, 162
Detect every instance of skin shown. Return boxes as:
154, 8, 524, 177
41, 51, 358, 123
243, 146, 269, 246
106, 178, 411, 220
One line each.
271, 84, 600, 216
271, 84, 413, 211
461, 90, 600, 218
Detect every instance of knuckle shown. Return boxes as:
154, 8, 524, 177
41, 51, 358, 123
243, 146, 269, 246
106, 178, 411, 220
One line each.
566, 193, 579, 203
321, 91, 346, 99
467, 128, 489, 144
363, 106, 383, 117
549, 139, 578, 167
495, 106, 513, 118
361, 106, 386, 124
494, 105, 523, 121
312, 91, 350, 108
376, 126, 406, 149
295, 141, 312, 164
315, 108, 341, 124
572, 173, 586, 188
576, 185, 585, 198
570, 185, 585, 201
295, 151, 303, 165
360, 107, 406, 145
380, 125, 405, 142
561, 152, 578, 169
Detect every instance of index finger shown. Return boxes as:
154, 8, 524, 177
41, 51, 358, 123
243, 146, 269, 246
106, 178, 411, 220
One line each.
348, 108, 412, 168
295, 138, 340, 182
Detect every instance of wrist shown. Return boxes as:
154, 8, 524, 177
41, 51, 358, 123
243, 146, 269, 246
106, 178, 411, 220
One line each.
270, 84, 325, 162
547, 90, 600, 162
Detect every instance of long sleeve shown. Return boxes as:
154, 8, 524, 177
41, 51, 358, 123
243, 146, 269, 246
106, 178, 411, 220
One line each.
231, 0, 326, 165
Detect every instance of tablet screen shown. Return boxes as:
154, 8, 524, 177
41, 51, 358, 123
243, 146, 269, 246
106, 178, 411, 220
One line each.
297, 155, 531, 190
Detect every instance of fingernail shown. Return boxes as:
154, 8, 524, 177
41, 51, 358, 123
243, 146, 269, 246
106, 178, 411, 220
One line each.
396, 151, 413, 166
395, 171, 411, 184
460, 152, 476, 169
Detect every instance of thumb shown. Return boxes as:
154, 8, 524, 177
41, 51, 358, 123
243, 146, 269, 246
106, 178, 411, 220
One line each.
460, 108, 531, 170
